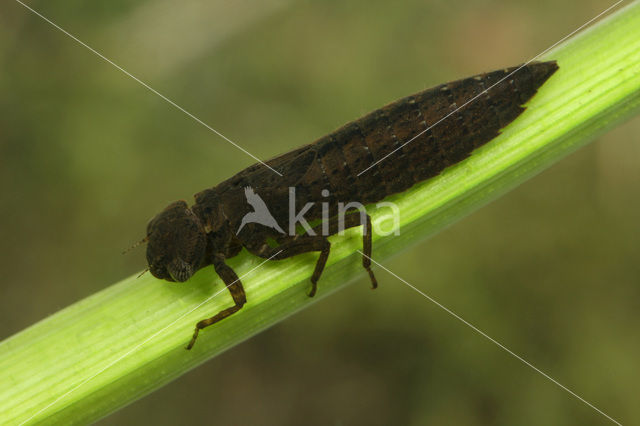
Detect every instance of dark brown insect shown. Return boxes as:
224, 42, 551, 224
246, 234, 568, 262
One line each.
143, 61, 558, 349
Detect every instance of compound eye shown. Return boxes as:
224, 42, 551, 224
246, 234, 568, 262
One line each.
167, 258, 194, 282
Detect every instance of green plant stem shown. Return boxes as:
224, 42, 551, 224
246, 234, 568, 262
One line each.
2, 2, 640, 424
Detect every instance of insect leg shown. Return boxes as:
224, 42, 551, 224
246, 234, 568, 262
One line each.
311, 212, 378, 290
186, 254, 246, 350
245, 236, 331, 297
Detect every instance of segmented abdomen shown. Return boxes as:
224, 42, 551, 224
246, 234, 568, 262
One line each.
304, 61, 558, 208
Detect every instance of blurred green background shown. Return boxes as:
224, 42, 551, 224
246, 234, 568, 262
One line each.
1, 0, 638, 424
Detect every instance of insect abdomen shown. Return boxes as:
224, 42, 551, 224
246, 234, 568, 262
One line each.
314, 61, 558, 205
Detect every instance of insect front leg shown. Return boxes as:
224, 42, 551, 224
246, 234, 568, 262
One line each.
311, 212, 377, 290
186, 254, 246, 350
244, 236, 331, 297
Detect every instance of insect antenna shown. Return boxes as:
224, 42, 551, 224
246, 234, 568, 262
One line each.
137, 268, 150, 279
122, 236, 149, 255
